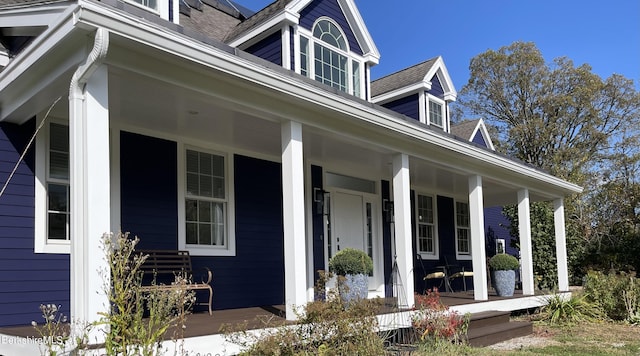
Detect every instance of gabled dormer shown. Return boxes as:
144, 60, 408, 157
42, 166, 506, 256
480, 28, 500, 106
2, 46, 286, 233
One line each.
370, 56, 457, 133
450, 118, 495, 151
224, 0, 380, 100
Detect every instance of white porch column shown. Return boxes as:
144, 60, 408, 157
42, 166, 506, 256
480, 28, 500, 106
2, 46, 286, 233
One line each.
469, 175, 488, 301
281, 120, 307, 320
392, 153, 414, 308
69, 64, 110, 335
554, 198, 570, 291
518, 189, 535, 295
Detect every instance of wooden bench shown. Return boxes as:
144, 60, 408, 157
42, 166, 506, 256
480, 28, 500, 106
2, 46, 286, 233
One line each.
137, 250, 213, 315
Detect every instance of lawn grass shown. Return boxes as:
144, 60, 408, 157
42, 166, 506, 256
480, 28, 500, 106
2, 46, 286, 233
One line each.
411, 320, 640, 355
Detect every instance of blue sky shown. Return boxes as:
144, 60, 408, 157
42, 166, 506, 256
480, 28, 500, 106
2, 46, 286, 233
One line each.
235, 0, 640, 91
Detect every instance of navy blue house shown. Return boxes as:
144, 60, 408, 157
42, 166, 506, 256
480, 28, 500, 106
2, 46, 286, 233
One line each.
0, 0, 580, 331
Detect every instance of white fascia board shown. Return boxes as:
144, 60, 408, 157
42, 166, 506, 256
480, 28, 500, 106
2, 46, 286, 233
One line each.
0, 3, 72, 27
0, 5, 76, 88
226, 10, 300, 48
337, 0, 380, 61
425, 56, 457, 101
287, 0, 379, 61
0, 6, 78, 122
73, 1, 581, 197
370, 82, 430, 104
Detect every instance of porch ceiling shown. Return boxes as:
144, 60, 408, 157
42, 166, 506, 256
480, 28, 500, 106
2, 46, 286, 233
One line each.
26, 25, 571, 207
103, 67, 531, 206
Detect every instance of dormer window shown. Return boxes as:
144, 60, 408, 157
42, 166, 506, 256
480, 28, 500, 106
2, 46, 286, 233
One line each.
428, 98, 444, 128
298, 18, 365, 98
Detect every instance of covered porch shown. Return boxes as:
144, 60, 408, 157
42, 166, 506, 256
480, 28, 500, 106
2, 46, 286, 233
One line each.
0, 0, 580, 337
0, 290, 564, 355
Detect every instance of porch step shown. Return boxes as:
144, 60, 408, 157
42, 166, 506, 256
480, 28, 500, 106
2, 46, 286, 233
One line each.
466, 310, 533, 347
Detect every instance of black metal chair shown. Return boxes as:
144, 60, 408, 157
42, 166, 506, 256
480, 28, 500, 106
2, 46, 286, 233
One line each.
444, 255, 474, 292
418, 254, 446, 293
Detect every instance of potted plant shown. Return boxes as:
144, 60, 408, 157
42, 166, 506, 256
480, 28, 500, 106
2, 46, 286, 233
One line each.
328, 248, 373, 303
488, 254, 520, 297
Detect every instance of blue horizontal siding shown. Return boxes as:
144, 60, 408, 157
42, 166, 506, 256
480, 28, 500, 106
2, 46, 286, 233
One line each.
299, 0, 363, 55
383, 94, 419, 120
0, 121, 70, 327
428, 74, 445, 99
246, 31, 282, 66
120, 131, 178, 251
118, 132, 285, 310
484, 206, 517, 256
190, 154, 284, 309
472, 130, 488, 147
416, 195, 473, 293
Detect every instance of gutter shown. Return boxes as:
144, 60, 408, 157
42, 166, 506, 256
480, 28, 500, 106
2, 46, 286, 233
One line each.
73, 1, 581, 195
69, 27, 109, 98
68, 26, 109, 338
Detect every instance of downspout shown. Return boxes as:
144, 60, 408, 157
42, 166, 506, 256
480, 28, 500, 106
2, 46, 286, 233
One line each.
68, 27, 109, 337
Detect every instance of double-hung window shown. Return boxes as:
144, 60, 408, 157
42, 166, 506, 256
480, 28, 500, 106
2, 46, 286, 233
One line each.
182, 148, 234, 256
35, 121, 71, 253
416, 193, 437, 258
455, 201, 471, 258
428, 98, 444, 128
298, 18, 364, 98
47, 123, 70, 241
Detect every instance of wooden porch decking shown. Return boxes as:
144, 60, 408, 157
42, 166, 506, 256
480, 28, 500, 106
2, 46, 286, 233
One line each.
0, 290, 550, 340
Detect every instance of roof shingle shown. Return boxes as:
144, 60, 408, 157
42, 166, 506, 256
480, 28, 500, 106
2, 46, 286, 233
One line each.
370, 57, 438, 97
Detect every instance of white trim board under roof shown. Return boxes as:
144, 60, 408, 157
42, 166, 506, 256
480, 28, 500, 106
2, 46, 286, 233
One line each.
371, 56, 456, 104
227, 0, 379, 64
0, 0, 581, 200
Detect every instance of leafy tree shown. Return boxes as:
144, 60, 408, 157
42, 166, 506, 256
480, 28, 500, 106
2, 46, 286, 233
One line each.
457, 41, 640, 281
458, 41, 639, 184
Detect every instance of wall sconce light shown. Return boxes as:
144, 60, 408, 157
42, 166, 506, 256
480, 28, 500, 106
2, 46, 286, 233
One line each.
383, 199, 394, 223
313, 187, 327, 215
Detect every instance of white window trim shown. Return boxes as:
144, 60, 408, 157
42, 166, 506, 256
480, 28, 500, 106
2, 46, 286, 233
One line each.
35, 117, 70, 254
426, 95, 446, 129
177, 143, 236, 256
454, 200, 471, 260
415, 192, 438, 260
496, 238, 506, 254
297, 17, 366, 99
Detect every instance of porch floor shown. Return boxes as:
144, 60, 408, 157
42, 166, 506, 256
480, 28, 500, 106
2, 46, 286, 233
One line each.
0, 290, 550, 340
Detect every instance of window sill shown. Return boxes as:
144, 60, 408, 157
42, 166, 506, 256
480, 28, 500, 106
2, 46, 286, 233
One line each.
456, 254, 472, 261
35, 241, 70, 254
418, 252, 439, 260
183, 245, 236, 257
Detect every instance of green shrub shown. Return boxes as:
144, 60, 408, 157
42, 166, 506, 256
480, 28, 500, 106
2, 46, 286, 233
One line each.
100, 232, 195, 355
328, 248, 373, 275
224, 273, 386, 355
583, 270, 640, 322
539, 293, 605, 324
488, 254, 520, 271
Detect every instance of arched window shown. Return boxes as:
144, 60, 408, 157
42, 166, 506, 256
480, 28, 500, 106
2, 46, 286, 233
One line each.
298, 18, 365, 97
313, 19, 347, 50
312, 19, 348, 92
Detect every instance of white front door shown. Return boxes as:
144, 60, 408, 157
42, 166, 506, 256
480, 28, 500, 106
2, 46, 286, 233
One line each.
333, 192, 366, 252
330, 190, 380, 290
